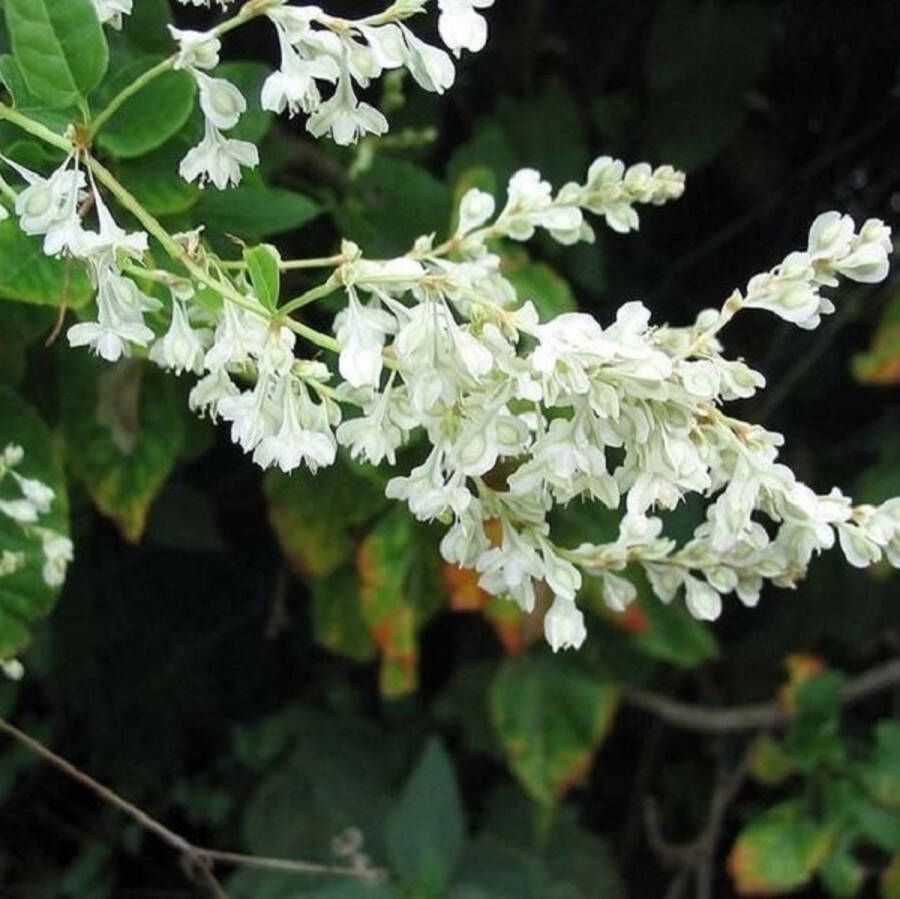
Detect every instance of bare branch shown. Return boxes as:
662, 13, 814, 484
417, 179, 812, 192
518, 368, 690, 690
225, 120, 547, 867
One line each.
623, 657, 900, 734
0, 717, 388, 895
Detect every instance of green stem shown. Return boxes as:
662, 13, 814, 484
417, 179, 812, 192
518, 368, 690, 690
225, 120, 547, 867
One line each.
0, 172, 17, 204
279, 278, 340, 316
88, 155, 265, 318
90, 0, 278, 140
283, 318, 340, 353
220, 254, 346, 272
0, 104, 337, 356
0, 104, 71, 152
90, 58, 175, 139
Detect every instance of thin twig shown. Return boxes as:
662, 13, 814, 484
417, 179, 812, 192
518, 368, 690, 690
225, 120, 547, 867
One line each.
645, 748, 750, 899
624, 657, 900, 734
0, 718, 387, 893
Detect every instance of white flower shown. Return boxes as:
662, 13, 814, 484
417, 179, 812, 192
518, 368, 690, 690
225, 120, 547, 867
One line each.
91, 0, 132, 28
386, 447, 472, 522
307, 71, 388, 145
0, 498, 39, 523
456, 188, 495, 236
683, 575, 722, 621
335, 291, 395, 388
169, 26, 222, 71
601, 572, 638, 612
543, 596, 587, 652
189, 368, 240, 420
179, 121, 259, 189
150, 301, 209, 375
176, 0, 236, 9
399, 26, 455, 94
262, 26, 339, 117
67, 272, 157, 362
11, 473, 54, 514
78, 182, 148, 267
0, 550, 25, 578
266, 4, 323, 44
204, 300, 269, 371
252, 378, 337, 473
0, 659, 24, 681
195, 72, 247, 130
437, 0, 495, 56
41, 532, 73, 588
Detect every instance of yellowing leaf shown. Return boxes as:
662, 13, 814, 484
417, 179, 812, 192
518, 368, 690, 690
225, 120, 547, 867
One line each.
490, 653, 618, 809
357, 507, 443, 698
264, 460, 386, 579
60, 355, 187, 542
728, 800, 834, 896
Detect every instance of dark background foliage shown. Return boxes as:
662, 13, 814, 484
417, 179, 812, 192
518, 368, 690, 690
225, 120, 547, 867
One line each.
2, 1, 900, 897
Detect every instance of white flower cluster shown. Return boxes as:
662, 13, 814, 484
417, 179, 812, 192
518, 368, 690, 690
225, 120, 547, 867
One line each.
0, 443, 74, 601
3, 1, 897, 657
165, 0, 494, 176
0, 152, 156, 363
89, 1, 496, 183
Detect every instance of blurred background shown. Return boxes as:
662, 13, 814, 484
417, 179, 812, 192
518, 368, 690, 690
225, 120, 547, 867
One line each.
2, 0, 900, 896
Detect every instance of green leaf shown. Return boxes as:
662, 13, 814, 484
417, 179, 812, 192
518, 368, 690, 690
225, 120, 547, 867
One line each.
357, 506, 445, 698
0, 385, 70, 659
310, 568, 378, 663
117, 0, 172, 55
0, 303, 54, 385
0, 218, 93, 307
495, 81, 589, 188
264, 458, 387, 580
644, 0, 773, 169
233, 709, 402, 898
820, 846, 864, 897
5, 0, 108, 108
785, 672, 846, 771
748, 735, 794, 787
385, 738, 465, 895
95, 58, 196, 158
455, 787, 626, 899
216, 61, 274, 144
855, 800, 900, 853
883, 854, 900, 899
116, 142, 200, 216
198, 185, 321, 240
338, 157, 452, 256
728, 800, 834, 895
506, 259, 577, 321
244, 244, 281, 313
59, 354, 188, 542
630, 590, 719, 668
490, 653, 619, 809
864, 723, 900, 808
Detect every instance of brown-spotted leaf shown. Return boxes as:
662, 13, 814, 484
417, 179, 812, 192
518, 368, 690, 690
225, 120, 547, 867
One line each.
310, 568, 377, 663
489, 652, 619, 809
854, 292, 900, 385
728, 800, 834, 896
265, 459, 387, 579
357, 506, 443, 698
59, 354, 187, 543
882, 853, 900, 898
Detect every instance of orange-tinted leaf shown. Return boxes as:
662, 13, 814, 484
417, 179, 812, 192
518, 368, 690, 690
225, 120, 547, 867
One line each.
490, 652, 618, 809
265, 459, 387, 579
854, 292, 900, 386
444, 564, 490, 612
357, 507, 443, 698
728, 800, 833, 895
882, 853, 900, 898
